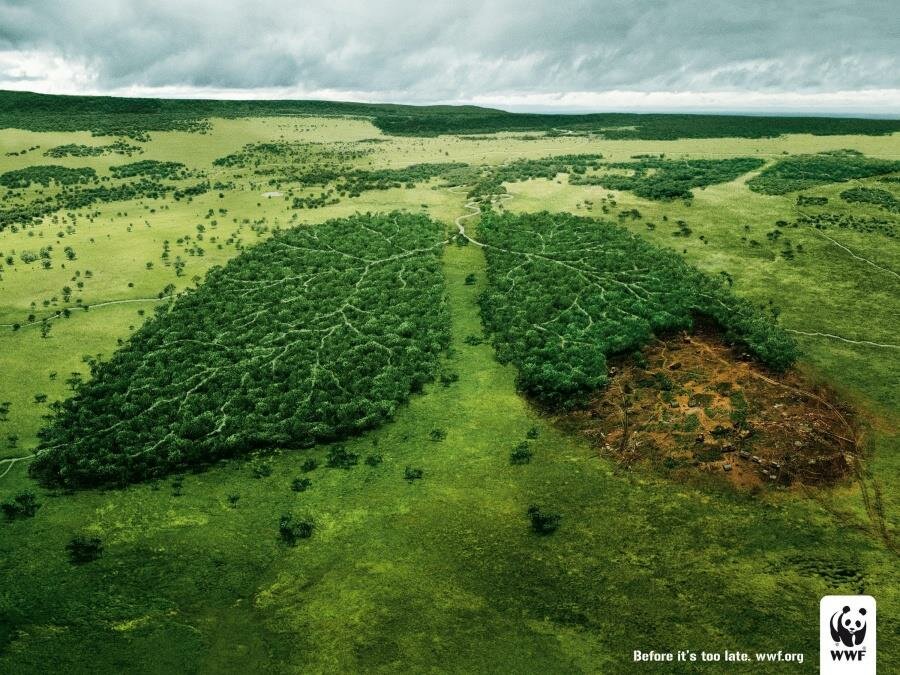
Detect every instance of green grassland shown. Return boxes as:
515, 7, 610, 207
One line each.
1, 111, 898, 673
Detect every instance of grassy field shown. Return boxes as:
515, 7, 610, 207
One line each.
1, 116, 898, 673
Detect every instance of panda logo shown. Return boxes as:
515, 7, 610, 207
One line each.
830, 605, 867, 647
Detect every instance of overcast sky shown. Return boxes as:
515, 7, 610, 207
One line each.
0, 0, 898, 113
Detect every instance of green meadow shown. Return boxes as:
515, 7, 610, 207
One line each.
1, 113, 898, 673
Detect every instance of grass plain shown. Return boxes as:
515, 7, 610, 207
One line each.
0, 115, 898, 673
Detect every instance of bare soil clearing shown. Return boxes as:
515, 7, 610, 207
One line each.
559, 324, 857, 490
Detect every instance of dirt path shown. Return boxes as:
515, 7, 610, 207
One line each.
454, 199, 481, 239
785, 328, 900, 350
449, 186, 512, 242
0, 297, 165, 329
813, 229, 900, 280
0, 454, 35, 479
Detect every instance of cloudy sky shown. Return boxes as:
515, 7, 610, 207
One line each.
0, 0, 898, 113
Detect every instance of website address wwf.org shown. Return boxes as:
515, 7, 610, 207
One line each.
633, 650, 805, 665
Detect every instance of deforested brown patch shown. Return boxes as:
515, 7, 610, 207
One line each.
560, 325, 857, 490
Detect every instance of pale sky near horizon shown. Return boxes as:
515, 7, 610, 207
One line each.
0, 0, 898, 114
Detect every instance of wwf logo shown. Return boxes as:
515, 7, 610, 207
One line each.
830, 605, 867, 648
820, 595, 875, 673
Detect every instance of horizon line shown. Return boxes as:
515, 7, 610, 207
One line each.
3, 86, 900, 120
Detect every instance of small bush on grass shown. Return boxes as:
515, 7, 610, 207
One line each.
278, 514, 314, 545
510, 442, 533, 465
251, 460, 273, 478
527, 505, 560, 535
404, 467, 424, 482
67, 535, 103, 564
439, 370, 459, 386
326, 445, 358, 469
1, 491, 40, 520
291, 478, 312, 492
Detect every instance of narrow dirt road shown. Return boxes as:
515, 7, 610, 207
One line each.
0, 454, 35, 479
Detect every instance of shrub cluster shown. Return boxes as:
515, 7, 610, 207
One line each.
794, 213, 895, 238
839, 187, 900, 213
44, 141, 142, 158
66, 535, 103, 564
1, 491, 40, 520
466, 155, 603, 200
292, 191, 340, 209
571, 157, 764, 200
748, 150, 900, 194
109, 160, 189, 180
336, 162, 468, 197
491, 155, 603, 182
0, 179, 176, 232
279, 514, 314, 545
796, 195, 828, 206
0, 165, 97, 189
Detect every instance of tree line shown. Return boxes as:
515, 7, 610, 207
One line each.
109, 160, 193, 180
6, 90, 899, 141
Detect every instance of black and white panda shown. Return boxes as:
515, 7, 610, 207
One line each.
830, 605, 867, 647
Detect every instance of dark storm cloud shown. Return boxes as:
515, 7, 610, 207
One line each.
0, 0, 897, 105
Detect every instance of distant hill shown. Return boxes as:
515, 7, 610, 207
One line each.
2, 89, 899, 140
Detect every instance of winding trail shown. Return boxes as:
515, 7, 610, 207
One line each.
450, 188, 515, 246
454, 198, 487, 243
0, 454, 35, 479
0, 297, 165, 330
785, 329, 900, 350
453, 199, 480, 240
813, 230, 900, 280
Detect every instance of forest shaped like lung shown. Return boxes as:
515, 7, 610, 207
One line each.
31, 212, 451, 488
477, 211, 798, 408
